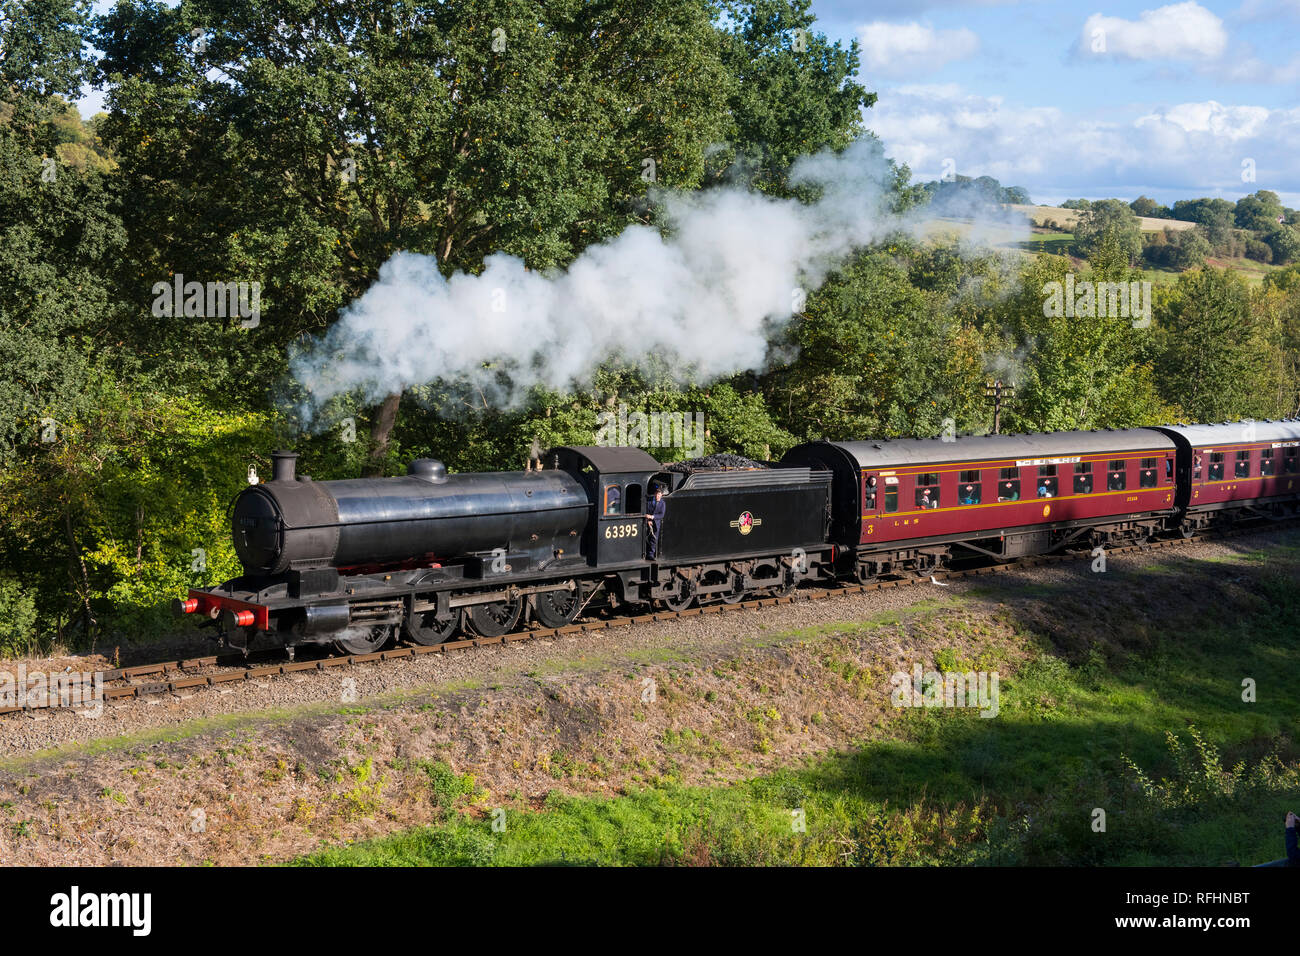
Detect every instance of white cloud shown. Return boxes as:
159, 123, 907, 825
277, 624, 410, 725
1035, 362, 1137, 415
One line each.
1077, 2, 1227, 61
858, 21, 980, 76
867, 85, 1300, 205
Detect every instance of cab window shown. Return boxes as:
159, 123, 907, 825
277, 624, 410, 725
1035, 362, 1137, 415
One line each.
603, 485, 622, 515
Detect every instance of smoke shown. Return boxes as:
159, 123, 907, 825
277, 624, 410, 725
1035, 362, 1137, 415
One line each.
289, 137, 1019, 418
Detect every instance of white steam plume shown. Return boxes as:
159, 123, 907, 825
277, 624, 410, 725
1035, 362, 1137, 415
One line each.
289, 138, 1013, 415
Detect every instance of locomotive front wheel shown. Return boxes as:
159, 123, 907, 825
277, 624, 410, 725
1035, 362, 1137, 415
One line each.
466, 598, 524, 638
405, 609, 462, 645
334, 624, 395, 655
532, 589, 583, 628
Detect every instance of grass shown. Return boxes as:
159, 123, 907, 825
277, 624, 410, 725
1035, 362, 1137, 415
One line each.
295, 548, 1300, 867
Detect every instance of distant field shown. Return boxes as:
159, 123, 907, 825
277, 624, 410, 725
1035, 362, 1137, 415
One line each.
1009, 204, 1198, 234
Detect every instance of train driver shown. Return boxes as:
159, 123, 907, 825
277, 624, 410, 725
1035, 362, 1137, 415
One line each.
644, 484, 666, 560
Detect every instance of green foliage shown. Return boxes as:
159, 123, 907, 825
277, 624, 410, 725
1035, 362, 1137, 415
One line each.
1143, 227, 1210, 271
1071, 199, 1143, 264
1154, 268, 1285, 421
1264, 225, 1300, 265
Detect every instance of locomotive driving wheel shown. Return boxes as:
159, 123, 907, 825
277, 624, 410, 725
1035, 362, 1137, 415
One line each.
466, 598, 524, 637
660, 574, 696, 612
532, 587, 583, 628
404, 608, 462, 645
334, 623, 396, 655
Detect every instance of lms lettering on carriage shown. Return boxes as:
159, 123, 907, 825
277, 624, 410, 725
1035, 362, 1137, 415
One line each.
49, 887, 151, 936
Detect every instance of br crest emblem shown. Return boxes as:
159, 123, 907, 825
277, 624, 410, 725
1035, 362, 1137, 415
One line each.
729, 511, 762, 535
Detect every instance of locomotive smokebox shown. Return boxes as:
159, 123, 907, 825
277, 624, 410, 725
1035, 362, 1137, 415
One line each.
271, 450, 298, 482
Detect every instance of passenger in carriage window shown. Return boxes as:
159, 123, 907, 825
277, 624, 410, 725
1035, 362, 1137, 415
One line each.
998, 481, 1020, 502
960, 484, 981, 505
865, 476, 878, 511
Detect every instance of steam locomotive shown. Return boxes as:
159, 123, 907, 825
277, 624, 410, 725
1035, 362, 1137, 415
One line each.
174, 420, 1300, 655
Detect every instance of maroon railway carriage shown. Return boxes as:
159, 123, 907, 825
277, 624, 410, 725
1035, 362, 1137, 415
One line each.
1151, 421, 1300, 534
782, 429, 1179, 579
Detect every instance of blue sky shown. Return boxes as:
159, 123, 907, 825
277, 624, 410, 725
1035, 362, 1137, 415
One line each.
809, 0, 1300, 207
77, 0, 1300, 208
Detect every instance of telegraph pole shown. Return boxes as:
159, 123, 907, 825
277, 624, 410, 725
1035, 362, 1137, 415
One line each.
984, 380, 1015, 434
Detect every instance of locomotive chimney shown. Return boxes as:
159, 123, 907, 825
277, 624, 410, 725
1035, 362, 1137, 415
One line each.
271, 450, 298, 482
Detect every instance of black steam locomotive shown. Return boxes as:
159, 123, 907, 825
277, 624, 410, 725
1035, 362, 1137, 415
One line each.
176, 446, 834, 654
176, 420, 1300, 656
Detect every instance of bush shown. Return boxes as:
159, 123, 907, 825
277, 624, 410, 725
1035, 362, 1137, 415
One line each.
1244, 238, 1273, 263
0, 576, 39, 656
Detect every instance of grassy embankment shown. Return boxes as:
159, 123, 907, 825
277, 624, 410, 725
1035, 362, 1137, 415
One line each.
297, 541, 1300, 866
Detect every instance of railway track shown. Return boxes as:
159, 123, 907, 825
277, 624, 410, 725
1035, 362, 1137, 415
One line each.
2, 521, 1290, 716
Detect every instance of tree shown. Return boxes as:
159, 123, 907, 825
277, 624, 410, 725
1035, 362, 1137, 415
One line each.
1234, 190, 1284, 233
713, 0, 874, 195
1170, 197, 1235, 250
97, 0, 736, 473
994, 255, 1173, 431
1130, 195, 1169, 218
1155, 269, 1283, 421
1143, 227, 1210, 270
1264, 225, 1300, 265
1072, 199, 1142, 265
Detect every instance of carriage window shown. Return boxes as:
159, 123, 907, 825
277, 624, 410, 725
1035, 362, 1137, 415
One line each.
604, 485, 622, 515
997, 479, 1021, 501
1235, 450, 1251, 478
1193, 454, 1202, 480
1285, 449, 1298, 474
1139, 458, 1158, 488
1261, 449, 1275, 476
958, 470, 981, 505
1165, 458, 1173, 479
1073, 461, 1093, 494
884, 477, 899, 513
1107, 461, 1127, 491
915, 473, 940, 509
864, 475, 879, 512
1208, 452, 1224, 481
1036, 465, 1058, 498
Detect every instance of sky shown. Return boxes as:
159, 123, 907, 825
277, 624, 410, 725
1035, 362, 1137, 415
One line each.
810, 0, 1300, 207
76, 0, 1300, 208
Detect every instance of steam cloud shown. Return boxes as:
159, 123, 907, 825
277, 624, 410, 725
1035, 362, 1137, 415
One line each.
289, 138, 1021, 415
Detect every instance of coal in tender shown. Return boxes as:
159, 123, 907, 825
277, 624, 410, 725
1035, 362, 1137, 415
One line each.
664, 452, 768, 473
